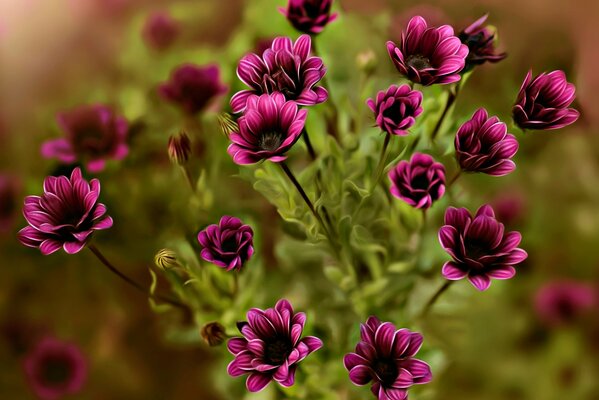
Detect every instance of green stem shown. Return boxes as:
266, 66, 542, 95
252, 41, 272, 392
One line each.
88, 244, 188, 311
302, 127, 317, 161
181, 165, 196, 193
372, 132, 391, 189
447, 170, 462, 188
431, 84, 460, 142
420, 280, 454, 317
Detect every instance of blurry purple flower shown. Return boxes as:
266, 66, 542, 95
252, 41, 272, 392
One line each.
23, 337, 87, 400
227, 93, 307, 165
231, 35, 327, 113
389, 153, 446, 209
512, 70, 580, 130
455, 108, 519, 176
142, 11, 179, 51
0, 174, 20, 233
227, 299, 322, 392
279, 0, 338, 35
439, 205, 528, 291
158, 64, 228, 115
535, 281, 597, 326
344, 316, 432, 400
41, 105, 129, 173
386, 16, 468, 86
491, 192, 526, 227
17, 168, 113, 255
458, 14, 506, 72
197, 216, 254, 271
367, 85, 423, 136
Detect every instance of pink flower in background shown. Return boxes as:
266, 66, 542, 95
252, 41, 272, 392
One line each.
490, 192, 526, 227
41, 105, 129, 173
439, 205, 528, 291
158, 64, 228, 115
455, 108, 519, 176
386, 16, 468, 86
142, 11, 179, 51
23, 337, 87, 400
0, 174, 20, 233
389, 153, 446, 209
367, 84, 423, 136
344, 316, 432, 400
17, 168, 113, 255
198, 216, 254, 271
535, 281, 597, 326
279, 0, 338, 34
231, 35, 327, 113
458, 14, 507, 72
227, 93, 307, 165
512, 70, 580, 130
227, 299, 322, 392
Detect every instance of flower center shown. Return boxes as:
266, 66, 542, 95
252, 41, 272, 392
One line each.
411, 174, 430, 190
259, 131, 284, 152
465, 240, 490, 261
372, 358, 398, 386
264, 337, 292, 365
221, 236, 238, 253
41, 357, 72, 385
406, 54, 432, 70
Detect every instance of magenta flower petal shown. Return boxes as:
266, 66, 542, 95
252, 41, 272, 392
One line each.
368, 85, 423, 136
438, 204, 527, 291
389, 153, 446, 209
142, 11, 179, 51
512, 70, 579, 130
345, 317, 432, 399
279, 0, 337, 34
458, 14, 507, 72
197, 216, 254, 271
227, 299, 322, 392
387, 16, 468, 85
18, 168, 112, 255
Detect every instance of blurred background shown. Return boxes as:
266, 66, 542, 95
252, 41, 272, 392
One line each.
2, 0, 599, 399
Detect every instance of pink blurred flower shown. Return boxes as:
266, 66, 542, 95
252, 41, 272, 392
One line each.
535, 281, 597, 326
279, 0, 338, 34
142, 11, 179, 51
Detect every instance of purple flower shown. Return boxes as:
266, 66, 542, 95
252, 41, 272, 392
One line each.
17, 168, 113, 255
458, 14, 507, 72
227, 299, 323, 392
512, 70, 580, 130
439, 205, 528, 291
279, 0, 338, 35
386, 16, 469, 86
197, 216, 254, 271
367, 85, 423, 136
41, 105, 129, 173
142, 11, 179, 50
534, 281, 597, 326
491, 192, 526, 227
231, 35, 327, 113
389, 153, 446, 209
455, 108, 519, 176
227, 93, 307, 165
0, 174, 20, 233
344, 316, 432, 400
158, 64, 228, 115
23, 337, 87, 400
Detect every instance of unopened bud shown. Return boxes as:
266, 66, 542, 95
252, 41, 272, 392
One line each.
357, 50, 377, 75
217, 113, 238, 137
201, 322, 227, 346
154, 248, 180, 271
168, 131, 191, 165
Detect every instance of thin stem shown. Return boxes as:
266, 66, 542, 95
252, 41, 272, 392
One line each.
372, 132, 391, 189
231, 272, 239, 298
88, 244, 188, 311
420, 280, 454, 317
311, 37, 340, 142
447, 170, 462, 188
182, 165, 196, 193
430, 84, 460, 142
280, 162, 325, 229
302, 127, 317, 161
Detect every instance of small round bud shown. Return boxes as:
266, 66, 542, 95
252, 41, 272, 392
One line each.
154, 248, 180, 271
217, 113, 238, 137
357, 50, 377, 75
168, 131, 191, 165
201, 322, 227, 346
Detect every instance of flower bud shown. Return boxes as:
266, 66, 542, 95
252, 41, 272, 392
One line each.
201, 322, 227, 346
356, 50, 377, 75
154, 248, 180, 271
217, 113, 238, 137
167, 131, 191, 166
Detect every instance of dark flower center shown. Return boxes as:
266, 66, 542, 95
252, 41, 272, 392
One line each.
41, 357, 72, 385
555, 298, 577, 321
411, 174, 430, 190
221, 236, 238, 253
303, 0, 325, 17
73, 125, 111, 156
372, 358, 398, 386
406, 54, 432, 70
264, 337, 292, 365
259, 131, 284, 152
465, 239, 490, 261
382, 102, 408, 122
